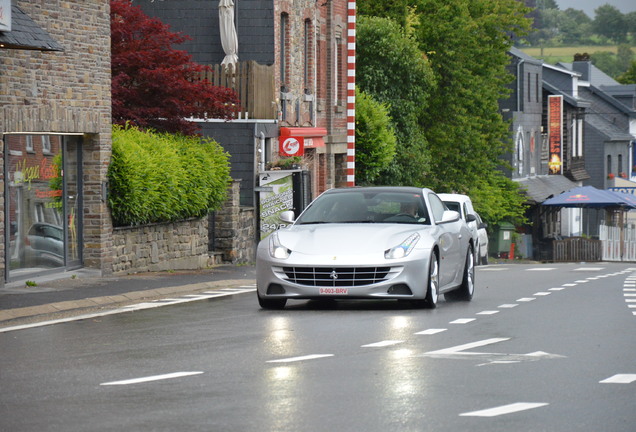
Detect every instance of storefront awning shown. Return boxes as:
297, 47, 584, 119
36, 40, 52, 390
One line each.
514, 175, 579, 205
0, 5, 64, 51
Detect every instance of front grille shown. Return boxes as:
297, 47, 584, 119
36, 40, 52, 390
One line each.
280, 266, 392, 287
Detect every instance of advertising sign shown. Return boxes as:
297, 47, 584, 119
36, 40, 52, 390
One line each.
279, 136, 304, 157
548, 95, 563, 175
0, 0, 11, 32
259, 171, 294, 239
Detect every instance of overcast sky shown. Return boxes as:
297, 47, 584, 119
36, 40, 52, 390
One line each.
556, 0, 636, 18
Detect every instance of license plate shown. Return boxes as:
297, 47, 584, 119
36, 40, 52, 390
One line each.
319, 287, 349, 295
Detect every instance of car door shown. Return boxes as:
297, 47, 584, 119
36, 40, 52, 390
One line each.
428, 193, 462, 287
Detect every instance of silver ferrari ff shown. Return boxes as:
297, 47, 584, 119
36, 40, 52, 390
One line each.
256, 186, 475, 309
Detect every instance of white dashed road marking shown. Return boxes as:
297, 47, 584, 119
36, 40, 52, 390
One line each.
361, 340, 403, 348
415, 328, 447, 335
600, 374, 636, 384
460, 402, 549, 417
100, 371, 204, 386
266, 354, 334, 363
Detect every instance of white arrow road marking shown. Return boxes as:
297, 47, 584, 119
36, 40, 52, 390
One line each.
361, 340, 403, 348
425, 338, 510, 355
421, 338, 565, 364
460, 402, 549, 417
600, 374, 636, 384
100, 371, 203, 386
267, 354, 334, 363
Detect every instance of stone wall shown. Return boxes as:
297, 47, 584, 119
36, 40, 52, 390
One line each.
111, 179, 256, 275
111, 219, 211, 274
212, 180, 257, 264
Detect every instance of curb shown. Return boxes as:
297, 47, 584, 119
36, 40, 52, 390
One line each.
0, 278, 256, 328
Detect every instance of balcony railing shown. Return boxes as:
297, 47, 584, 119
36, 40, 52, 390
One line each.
199, 60, 276, 120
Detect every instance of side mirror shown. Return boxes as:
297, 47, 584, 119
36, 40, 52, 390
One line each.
279, 210, 295, 223
440, 210, 461, 224
466, 213, 477, 223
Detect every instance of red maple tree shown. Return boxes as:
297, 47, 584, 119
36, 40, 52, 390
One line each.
111, 0, 240, 135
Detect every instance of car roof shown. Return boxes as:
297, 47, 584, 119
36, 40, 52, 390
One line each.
323, 186, 433, 195
438, 193, 473, 203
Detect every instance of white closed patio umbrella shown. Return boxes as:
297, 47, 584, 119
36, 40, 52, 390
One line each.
219, 0, 239, 72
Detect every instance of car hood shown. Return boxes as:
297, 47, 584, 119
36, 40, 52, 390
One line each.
277, 223, 435, 257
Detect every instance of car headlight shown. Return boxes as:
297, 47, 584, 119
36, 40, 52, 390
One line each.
385, 233, 420, 259
269, 232, 291, 259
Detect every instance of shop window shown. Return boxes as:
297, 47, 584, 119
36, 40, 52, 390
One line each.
4, 133, 83, 279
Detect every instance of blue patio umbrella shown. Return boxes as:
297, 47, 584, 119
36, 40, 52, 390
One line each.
542, 185, 636, 209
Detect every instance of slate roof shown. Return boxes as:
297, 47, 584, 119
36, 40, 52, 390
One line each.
0, 5, 64, 51
514, 175, 579, 205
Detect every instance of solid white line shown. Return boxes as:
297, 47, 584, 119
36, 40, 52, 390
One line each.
415, 328, 447, 335
460, 402, 549, 417
450, 318, 475, 324
0, 288, 257, 333
100, 371, 203, 386
266, 354, 334, 363
599, 374, 636, 384
361, 340, 403, 348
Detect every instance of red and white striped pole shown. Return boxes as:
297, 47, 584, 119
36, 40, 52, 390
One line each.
346, 0, 356, 186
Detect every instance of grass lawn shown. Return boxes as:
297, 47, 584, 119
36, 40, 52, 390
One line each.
520, 45, 623, 65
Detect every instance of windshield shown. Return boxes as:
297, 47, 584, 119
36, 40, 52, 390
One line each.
296, 191, 430, 225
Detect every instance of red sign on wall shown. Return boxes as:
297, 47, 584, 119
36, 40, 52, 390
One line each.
279, 136, 304, 157
548, 95, 563, 175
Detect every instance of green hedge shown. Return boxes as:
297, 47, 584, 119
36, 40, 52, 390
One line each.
109, 125, 231, 227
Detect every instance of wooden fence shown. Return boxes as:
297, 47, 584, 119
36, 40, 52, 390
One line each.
199, 60, 276, 120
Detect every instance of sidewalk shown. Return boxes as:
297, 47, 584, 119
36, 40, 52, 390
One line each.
0, 264, 256, 328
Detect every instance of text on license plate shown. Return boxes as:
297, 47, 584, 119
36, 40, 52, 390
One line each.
319, 287, 349, 295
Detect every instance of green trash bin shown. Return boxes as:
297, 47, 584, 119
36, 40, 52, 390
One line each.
489, 222, 515, 258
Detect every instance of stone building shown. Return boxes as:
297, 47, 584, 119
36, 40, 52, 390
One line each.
0, 1, 113, 286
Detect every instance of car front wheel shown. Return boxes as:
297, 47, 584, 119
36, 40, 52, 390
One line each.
257, 292, 287, 309
423, 252, 439, 308
446, 245, 474, 301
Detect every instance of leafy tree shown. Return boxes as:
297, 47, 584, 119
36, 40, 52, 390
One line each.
413, 0, 531, 225
591, 45, 634, 79
617, 60, 636, 84
354, 87, 397, 185
593, 4, 628, 43
356, 15, 435, 186
111, 0, 240, 135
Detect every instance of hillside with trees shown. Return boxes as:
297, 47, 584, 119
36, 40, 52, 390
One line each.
519, 0, 636, 81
